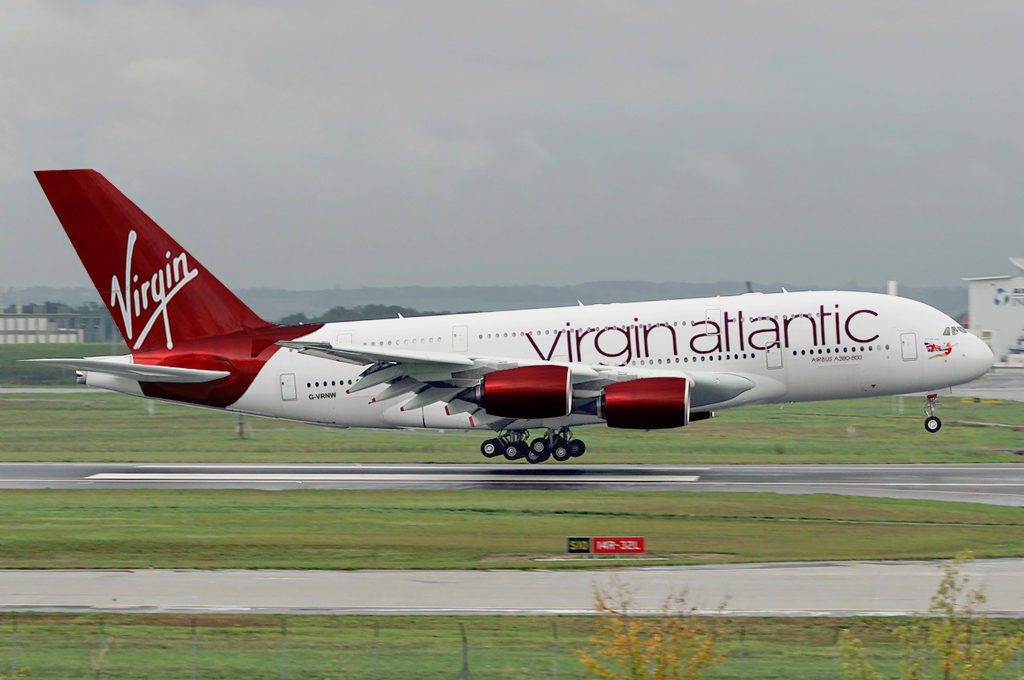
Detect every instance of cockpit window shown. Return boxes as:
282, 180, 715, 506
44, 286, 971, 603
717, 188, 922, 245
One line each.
943, 327, 950, 336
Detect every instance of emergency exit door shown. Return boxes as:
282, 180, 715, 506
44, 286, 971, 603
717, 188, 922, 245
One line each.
279, 373, 297, 401
899, 332, 918, 361
452, 325, 468, 352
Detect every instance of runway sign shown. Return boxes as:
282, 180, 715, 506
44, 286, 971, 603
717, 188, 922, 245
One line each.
593, 536, 646, 554
566, 537, 591, 553
566, 536, 645, 554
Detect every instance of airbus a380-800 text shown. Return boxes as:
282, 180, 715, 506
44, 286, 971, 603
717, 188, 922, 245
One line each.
28, 170, 994, 463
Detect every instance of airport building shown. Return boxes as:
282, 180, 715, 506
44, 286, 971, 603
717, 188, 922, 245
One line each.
0, 302, 117, 344
964, 256, 1024, 365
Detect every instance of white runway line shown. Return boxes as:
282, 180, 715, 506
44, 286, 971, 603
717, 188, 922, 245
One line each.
86, 473, 702, 483
134, 463, 712, 471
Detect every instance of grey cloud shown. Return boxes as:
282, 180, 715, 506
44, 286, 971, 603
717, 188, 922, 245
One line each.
1, 0, 1022, 292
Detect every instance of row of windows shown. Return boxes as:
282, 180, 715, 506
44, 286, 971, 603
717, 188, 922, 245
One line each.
793, 344, 889, 356
625, 343, 893, 366
365, 337, 443, 347
632, 353, 757, 366
308, 379, 352, 388
475, 315, 836, 340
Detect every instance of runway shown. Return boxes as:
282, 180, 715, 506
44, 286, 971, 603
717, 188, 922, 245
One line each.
3, 462, 1024, 504
3, 559, 1024, 616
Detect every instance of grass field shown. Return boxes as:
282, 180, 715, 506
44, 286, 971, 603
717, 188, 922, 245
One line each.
1, 489, 1023, 569
1, 388, 1021, 463
3, 612, 1023, 679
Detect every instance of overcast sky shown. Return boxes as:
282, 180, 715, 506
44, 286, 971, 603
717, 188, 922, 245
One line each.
2, 1, 1023, 292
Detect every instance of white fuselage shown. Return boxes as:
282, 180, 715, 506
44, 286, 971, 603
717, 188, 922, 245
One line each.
102, 290, 985, 432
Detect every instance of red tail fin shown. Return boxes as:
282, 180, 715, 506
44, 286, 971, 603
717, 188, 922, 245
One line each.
35, 169, 268, 352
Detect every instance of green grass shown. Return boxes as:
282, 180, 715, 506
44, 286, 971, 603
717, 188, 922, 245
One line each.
3, 613, 1023, 679
1, 389, 1020, 463
2, 489, 1024, 569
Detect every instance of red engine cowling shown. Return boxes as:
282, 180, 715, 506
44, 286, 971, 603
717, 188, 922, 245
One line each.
478, 365, 571, 419
599, 377, 690, 429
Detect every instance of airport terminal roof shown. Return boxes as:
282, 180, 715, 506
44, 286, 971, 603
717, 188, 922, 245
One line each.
962, 256, 1024, 281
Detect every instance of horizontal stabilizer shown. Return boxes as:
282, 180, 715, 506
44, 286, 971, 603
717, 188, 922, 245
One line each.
23, 358, 230, 384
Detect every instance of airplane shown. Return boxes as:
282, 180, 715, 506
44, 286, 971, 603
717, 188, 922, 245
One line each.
26, 170, 994, 463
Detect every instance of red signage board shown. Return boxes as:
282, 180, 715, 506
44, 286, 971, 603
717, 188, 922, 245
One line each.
591, 536, 646, 554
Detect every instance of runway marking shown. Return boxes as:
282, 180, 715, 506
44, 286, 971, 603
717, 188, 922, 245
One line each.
133, 464, 713, 471
86, 473, 702, 483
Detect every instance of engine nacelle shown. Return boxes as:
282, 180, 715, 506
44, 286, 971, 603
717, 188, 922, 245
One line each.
473, 365, 572, 419
598, 377, 690, 429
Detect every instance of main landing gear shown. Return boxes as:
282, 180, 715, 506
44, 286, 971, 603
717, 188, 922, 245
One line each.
480, 428, 587, 464
924, 394, 942, 433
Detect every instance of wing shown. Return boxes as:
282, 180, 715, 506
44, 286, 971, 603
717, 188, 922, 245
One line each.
22, 358, 230, 383
276, 341, 754, 427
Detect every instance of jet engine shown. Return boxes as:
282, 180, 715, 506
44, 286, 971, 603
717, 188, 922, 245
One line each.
598, 377, 690, 429
469, 365, 572, 419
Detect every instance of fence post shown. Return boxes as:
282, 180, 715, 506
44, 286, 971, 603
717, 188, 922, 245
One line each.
458, 622, 472, 680
373, 620, 380, 680
7, 614, 16, 675
551, 620, 559, 680
94, 618, 109, 680
190, 618, 197, 680
832, 626, 840, 680
737, 626, 744, 680
279, 617, 288, 680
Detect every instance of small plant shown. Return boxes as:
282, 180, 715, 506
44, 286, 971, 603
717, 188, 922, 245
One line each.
839, 552, 1023, 680
578, 582, 724, 680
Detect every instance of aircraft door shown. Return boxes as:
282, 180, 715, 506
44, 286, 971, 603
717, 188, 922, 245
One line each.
279, 373, 297, 401
452, 325, 468, 352
900, 332, 918, 361
334, 332, 353, 347
765, 346, 783, 370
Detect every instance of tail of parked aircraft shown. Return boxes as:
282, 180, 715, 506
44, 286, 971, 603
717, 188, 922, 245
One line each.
35, 170, 269, 352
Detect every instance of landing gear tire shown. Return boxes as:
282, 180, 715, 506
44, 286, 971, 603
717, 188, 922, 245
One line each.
568, 440, 586, 457
481, 439, 501, 457
551, 443, 572, 462
529, 438, 550, 456
503, 441, 525, 460
923, 394, 942, 434
526, 446, 550, 464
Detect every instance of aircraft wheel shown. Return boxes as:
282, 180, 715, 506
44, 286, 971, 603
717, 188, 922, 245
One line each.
503, 441, 524, 460
551, 443, 572, 462
568, 439, 586, 457
481, 439, 501, 457
526, 446, 550, 464
530, 438, 550, 456
924, 416, 941, 433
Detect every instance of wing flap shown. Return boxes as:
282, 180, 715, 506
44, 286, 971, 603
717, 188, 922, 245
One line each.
276, 341, 475, 367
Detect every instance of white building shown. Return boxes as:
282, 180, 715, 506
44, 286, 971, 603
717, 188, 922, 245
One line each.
0, 314, 84, 344
964, 256, 1024, 365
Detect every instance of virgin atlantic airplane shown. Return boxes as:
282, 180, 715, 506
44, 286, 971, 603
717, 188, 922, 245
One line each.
28, 170, 993, 463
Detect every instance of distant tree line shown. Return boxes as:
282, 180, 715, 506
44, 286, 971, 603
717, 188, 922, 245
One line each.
277, 304, 467, 325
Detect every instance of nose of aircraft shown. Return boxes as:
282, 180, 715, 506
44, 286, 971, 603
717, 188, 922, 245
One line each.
967, 333, 995, 379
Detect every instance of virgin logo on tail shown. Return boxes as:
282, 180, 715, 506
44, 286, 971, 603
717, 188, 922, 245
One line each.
109, 230, 199, 350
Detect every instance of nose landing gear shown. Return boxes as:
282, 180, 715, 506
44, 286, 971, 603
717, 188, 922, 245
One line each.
924, 394, 942, 433
481, 428, 587, 463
